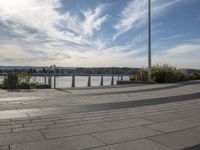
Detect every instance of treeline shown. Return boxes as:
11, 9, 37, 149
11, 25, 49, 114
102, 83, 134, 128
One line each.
65, 67, 139, 75
0, 68, 47, 74
0, 67, 139, 75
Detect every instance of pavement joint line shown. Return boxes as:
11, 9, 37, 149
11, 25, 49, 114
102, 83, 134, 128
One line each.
38, 129, 48, 140
39, 125, 113, 140
141, 124, 167, 133
142, 120, 200, 134
89, 133, 108, 145
182, 144, 200, 150
83, 133, 171, 150
146, 124, 200, 139
147, 137, 177, 150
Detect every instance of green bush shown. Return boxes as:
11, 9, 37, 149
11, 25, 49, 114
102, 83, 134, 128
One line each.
17, 82, 36, 89
2, 72, 18, 89
175, 70, 189, 82
1, 72, 36, 89
152, 64, 177, 83
130, 64, 199, 83
0, 83, 3, 88
17, 82, 31, 89
189, 71, 200, 80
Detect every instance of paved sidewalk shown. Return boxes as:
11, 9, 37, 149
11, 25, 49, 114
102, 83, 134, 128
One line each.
0, 81, 200, 150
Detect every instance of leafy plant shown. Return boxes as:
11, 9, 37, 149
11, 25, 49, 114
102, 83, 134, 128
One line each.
2, 72, 18, 89
1, 72, 36, 89
130, 64, 200, 83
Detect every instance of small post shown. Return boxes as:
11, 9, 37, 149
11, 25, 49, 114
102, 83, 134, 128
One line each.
54, 76, 56, 88
53, 65, 56, 89
72, 75, 75, 87
48, 76, 51, 88
100, 75, 103, 86
44, 76, 47, 84
111, 75, 114, 85
88, 75, 91, 87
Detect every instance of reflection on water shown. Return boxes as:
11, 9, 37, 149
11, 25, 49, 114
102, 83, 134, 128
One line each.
31, 76, 130, 88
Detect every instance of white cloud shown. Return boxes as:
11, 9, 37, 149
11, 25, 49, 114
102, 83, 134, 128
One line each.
113, 0, 147, 40
113, 0, 183, 40
159, 34, 184, 41
0, 0, 111, 66
0, 44, 34, 65
154, 44, 200, 68
0, 0, 108, 45
82, 6, 108, 37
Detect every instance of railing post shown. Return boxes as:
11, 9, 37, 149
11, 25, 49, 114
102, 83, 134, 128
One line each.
121, 75, 123, 81
72, 75, 75, 87
48, 76, 51, 88
100, 75, 103, 86
111, 75, 114, 85
54, 76, 56, 88
88, 75, 91, 87
44, 76, 47, 84
54, 65, 56, 89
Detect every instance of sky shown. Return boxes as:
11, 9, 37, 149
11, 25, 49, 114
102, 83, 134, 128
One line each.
0, 0, 200, 68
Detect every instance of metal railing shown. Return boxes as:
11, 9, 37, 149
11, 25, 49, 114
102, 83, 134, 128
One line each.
46, 65, 56, 88
42, 65, 138, 89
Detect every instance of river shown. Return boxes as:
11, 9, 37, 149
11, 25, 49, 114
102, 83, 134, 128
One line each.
0, 75, 130, 88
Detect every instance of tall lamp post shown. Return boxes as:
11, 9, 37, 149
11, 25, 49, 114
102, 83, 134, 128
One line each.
148, 0, 152, 81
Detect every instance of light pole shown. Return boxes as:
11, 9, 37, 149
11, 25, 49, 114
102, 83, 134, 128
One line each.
148, 0, 152, 81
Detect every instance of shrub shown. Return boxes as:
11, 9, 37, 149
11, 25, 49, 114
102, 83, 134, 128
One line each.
175, 70, 189, 82
17, 82, 35, 89
130, 68, 148, 81
152, 64, 177, 83
130, 64, 197, 83
18, 72, 31, 83
2, 72, 18, 89
189, 71, 200, 80
1, 72, 36, 89
0, 83, 3, 88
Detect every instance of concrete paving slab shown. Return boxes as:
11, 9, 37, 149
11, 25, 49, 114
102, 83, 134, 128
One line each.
46, 122, 78, 128
0, 145, 9, 150
88, 139, 174, 150
77, 119, 106, 125
180, 116, 200, 125
12, 125, 47, 132
0, 128, 11, 134
142, 112, 189, 123
10, 135, 104, 150
99, 118, 154, 130
150, 128, 200, 149
0, 131, 45, 145
146, 120, 199, 133
0, 111, 28, 119
41, 124, 109, 139
92, 126, 161, 144
23, 121, 54, 127
178, 109, 200, 117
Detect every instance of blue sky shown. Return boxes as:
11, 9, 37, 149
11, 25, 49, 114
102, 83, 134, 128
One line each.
0, 0, 199, 68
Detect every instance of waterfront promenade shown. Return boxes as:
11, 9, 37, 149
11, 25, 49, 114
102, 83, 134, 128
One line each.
0, 81, 200, 150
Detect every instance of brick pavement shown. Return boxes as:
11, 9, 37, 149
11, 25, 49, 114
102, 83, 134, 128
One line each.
0, 81, 200, 150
